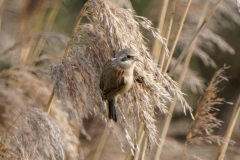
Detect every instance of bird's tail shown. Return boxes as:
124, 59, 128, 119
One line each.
108, 99, 117, 122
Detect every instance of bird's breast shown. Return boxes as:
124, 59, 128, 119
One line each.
118, 72, 134, 95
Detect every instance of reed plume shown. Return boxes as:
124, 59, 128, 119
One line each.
181, 66, 233, 159
0, 69, 83, 159
51, 0, 193, 150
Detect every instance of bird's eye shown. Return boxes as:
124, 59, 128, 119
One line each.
127, 55, 131, 58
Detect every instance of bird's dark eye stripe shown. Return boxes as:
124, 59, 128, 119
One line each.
121, 57, 127, 61
127, 55, 131, 58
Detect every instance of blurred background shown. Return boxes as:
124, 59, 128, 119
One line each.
0, 0, 239, 159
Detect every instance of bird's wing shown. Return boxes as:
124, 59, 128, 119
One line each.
100, 61, 125, 100
133, 70, 143, 83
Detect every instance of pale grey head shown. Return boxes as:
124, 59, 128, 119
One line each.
115, 48, 139, 68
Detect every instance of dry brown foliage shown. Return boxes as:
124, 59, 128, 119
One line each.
1, 0, 238, 159
0, 138, 16, 159
4, 108, 65, 160
0, 69, 83, 159
181, 66, 233, 159
51, 0, 193, 150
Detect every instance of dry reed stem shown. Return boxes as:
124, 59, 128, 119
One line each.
93, 126, 109, 160
32, 0, 61, 66
238, 0, 240, 12
64, 5, 88, 57
28, 0, 62, 114
140, 135, 148, 159
45, 86, 55, 113
125, 122, 144, 160
155, 2, 209, 157
164, 0, 192, 74
178, 44, 194, 88
152, 0, 169, 64
0, 0, 6, 32
159, 0, 177, 70
165, 0, 177, 47
20, 1, 47, 66
178, 0, 209, 88
154, 96, 177, 160
45, 5, 88, 114
133, 129, 145, 160
169, 0, 223, 76
217, 95, 240, 160
181, 66, 231, 160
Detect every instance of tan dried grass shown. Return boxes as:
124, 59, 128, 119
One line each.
181, 66, 233, 159
51, 0, 193, 151
0, 69, 83, 159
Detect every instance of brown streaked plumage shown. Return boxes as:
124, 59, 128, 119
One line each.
100, 48, 139, 122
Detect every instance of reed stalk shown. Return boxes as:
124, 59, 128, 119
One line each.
168, 0, 223, 76
133, 129, 145, 160
44, 86, 55, 113
217, 95, 240, 160
164, 0, 192, 74
31, 0, 61, 66
165, 0, 177, 46
44, 5, 88, 113
159, 0, 177, 71
154, 1, 211, 158
20, 1, 47, 66
93, 126, 109, 160
152, 0, 169, 63
155, 44, 194, 160
154, 96, 176, 160
0, 0, 6, 33
140, 136, 148, 159
125, 122, 144, 160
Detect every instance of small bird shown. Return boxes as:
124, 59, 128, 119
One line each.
99, 48, 139, 122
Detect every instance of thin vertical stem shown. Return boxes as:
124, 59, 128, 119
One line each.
169, 2, 209, 159
168, 0, 223, 76
154, 96, 176, 160
165, 0, 177, 46
125, 122, 144, 160
164, 0, 192, 73
133, 130, 145, 160
155, 45, 194, 160
152, 0, 169, 63
0, 0, 6, 33
159, 0, 177, 70
64, 5, 88, 57
20, 1, 47, 66
32, 0, 62, 66
155, 0, 209, 155
45, 5, 88, 114
217, 95, 240, 160
140, 135, 148, 159
154, 1, 192, 159
93, 126, 109, 160
44, 86, 55, 113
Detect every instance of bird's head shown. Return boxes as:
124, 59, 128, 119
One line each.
115, 48, 140, 68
